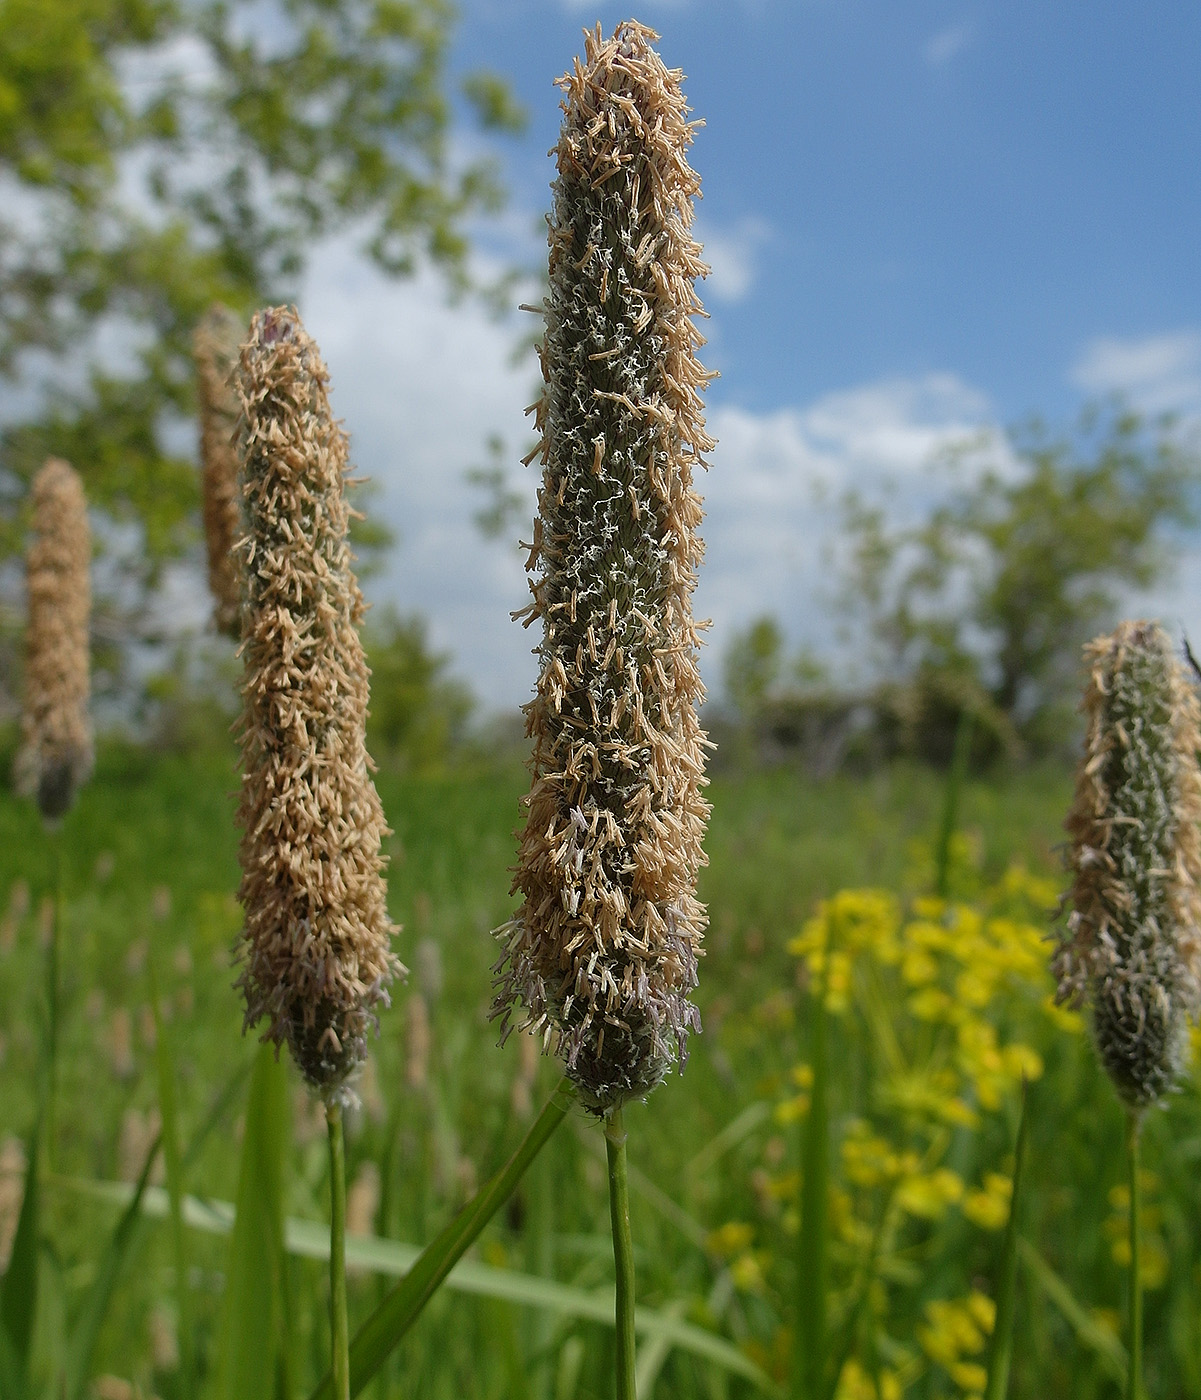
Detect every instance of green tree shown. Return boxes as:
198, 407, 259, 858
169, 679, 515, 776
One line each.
840, 405, 1199, 746
364, 606, 472, 769
723, 614, 784, 722
0, 0, 523, 601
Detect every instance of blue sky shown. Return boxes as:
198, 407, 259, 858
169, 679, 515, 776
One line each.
289, 3, 1201, 706
454, 1, 1201, 420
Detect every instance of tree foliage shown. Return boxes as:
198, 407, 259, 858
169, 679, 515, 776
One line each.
0, 0, 522, 592
839, 405, 1200, 746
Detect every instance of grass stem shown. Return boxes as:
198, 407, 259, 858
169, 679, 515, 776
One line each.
605, 1106, 637, 1400
795, 938, 831, 1400
328, 1101, 351, 1400
983, 1078, 1030, 1400
1127, 1112, 1143, 1400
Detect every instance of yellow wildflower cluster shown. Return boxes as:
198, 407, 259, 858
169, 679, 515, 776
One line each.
786, 870, 1076, 1129
726, 864, 1092, 1394
835, 1359, 903, 1400
917, 1291, 995, 1399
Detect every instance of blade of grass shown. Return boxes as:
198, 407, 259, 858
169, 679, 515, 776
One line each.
60, 1177, 783, 1397
795, 943, 832, 1400
216, 1042, 289, 1400
983, 1079, 1030, 1400
0, 1118, 40, 1392
686, 1103, 771, 1182
316, 1077, 575, 1400
1018, 1238, 1128, 1386
63, 1131, 162, 1400
148, 947, 196, 1400
634, 1299, 687, 1397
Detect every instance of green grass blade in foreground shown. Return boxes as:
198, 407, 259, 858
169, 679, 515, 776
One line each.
216, 1042, 290, 1400
983, 1079, 1030, 1400
1018, 1239, 1128, 1386
149, 948, 196, 1400
795, 950, 831, 1400
63, 1131, 161, 1400
313, 1077, 575, 1400
0, 1118, 39, 1396
58, 1175, 782, 1398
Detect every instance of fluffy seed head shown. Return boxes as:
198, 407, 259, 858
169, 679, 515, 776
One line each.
234, 305, 401, 1102
194, 304, 245, 637
15, 459, 93, 822
492, 21, 714, 1113
1054, 620, 1201, 1110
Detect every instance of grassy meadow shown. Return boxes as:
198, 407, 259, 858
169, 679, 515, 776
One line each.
2, 742, 1200, 1398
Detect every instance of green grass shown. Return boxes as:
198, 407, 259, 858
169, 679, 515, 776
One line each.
3, 746, 1200, 1398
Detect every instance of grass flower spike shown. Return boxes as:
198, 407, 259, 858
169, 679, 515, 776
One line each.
1054, 619, 1201, 1110
493, 19, 714, 1114
194, 303, 246, 637
16, 458, 93, 823
234, 305, 400, 1104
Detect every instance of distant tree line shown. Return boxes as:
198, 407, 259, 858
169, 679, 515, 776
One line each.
720, 405, 1201, 773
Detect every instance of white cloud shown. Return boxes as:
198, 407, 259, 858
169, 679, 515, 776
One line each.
697, 375, 998, 669
298, 239, 541, 708
923, 20, 975, 67
695, 215, 771, 305
1072, 330, 1201, 415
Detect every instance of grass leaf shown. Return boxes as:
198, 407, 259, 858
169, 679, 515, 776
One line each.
984, 1079, 1030, 1400
795, 952, 831, 1400
63, 1131, 161, 1400
148, 946, 196, 1400
0, 1119, 40, 1390
1018, 1238, 1128, 1386
216, 1043, 290, 1400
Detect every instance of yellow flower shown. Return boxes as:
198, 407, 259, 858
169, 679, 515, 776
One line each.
950, 1360, 988, 1393
836, 1359, 902, 1400
1001, 1043, 1044, 1082
706, 1222, 754, 1258
901, 947, 939, 986
963, 1172, 1013, 1231
730, 1251, 767, 1294
918, 1293, 993, 1366
897, 1167, 964, 1220
908, 987, 955, 1022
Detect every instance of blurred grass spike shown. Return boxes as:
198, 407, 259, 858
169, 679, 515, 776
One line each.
14, 458, 92, 825
233, 304, 402, 1103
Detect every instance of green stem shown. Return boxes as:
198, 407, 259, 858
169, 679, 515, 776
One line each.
45, 825, 64, 1168
605, 1107, 637, 1400
983, 1078, 1031, 1400
795, 934, 833, 1400
328, 1102, 350, 1400
1127, 1112, 1143, 1400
